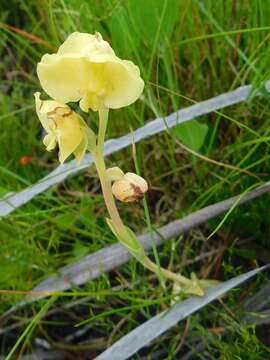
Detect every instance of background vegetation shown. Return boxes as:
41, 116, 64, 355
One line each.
1, 0, 270, 358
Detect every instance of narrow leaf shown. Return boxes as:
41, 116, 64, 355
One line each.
84, 126, 96, 152
106, 218, 145, 262
78, 117, 96, 152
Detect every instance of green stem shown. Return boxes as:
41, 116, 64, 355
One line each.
142, 257, 191, 287
93, 106, 204, 295
94, 106, 127, 237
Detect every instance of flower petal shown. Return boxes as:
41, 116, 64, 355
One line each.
58, 32, 115, 60
79, 92, 102, 112
37, 32, 144, 111
103, 60, 144, 109
34, 92, 64, 133
43, 133, 56, 151
55, 112, 84, 163
37, 54, 89, 104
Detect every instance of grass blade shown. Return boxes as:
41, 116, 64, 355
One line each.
95, 266, 268, 360
13, 180, 270, 306
0, 81, 269, 218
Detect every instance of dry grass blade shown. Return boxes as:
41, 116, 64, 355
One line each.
176, 139, 260, 180
0, 23, 56, 50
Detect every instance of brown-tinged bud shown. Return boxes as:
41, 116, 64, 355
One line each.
112, 172, 148, 202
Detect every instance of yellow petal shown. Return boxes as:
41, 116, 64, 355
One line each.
55, 111, 84, 163
34, 91, 69, 134
43, 133, 56, 151
37, 55, 89, 104
58, 32, 115, 60
78, 59, 144, 111
102, 60, 144, 109
37, 32, 144, 111
79, 92, 102, 112
34, 92, 67, 114
35, 93, 89, 163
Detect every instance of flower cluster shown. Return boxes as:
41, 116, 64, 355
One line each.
35, 32, 144, 163
35, 32, 210, 294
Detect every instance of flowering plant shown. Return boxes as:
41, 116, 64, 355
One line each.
37, 32, 144, 112
35, 32, 216, 296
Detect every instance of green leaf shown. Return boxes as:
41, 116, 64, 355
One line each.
70, 241, 90, 262
108, 5, 140, 56
53, 213, 76, 230
173, 120, 208, 151
108, 0, 180, 55
84, 126, 97, 152
129, 0, 180, 45
78, 117, 96, 152
0, 186, 11, 197
106, 218, 146, 262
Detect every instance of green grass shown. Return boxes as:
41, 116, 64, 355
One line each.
1, 0, 270, 358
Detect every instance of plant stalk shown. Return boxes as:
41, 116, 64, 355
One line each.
93, 106, 204, 295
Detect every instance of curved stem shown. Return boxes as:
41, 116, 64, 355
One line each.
93, 106, 204, 295
94, 106, 127, 237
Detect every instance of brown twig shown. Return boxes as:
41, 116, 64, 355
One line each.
0, 23, 56, 50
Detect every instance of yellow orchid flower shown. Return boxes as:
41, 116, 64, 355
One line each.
37, 32, 144, 112
34, 92, 88, 163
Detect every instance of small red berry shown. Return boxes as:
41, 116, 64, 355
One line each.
20, 156, 32, 165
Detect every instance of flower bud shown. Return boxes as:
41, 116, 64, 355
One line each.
112, 172, 148, 202
106, 166, 124, 181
